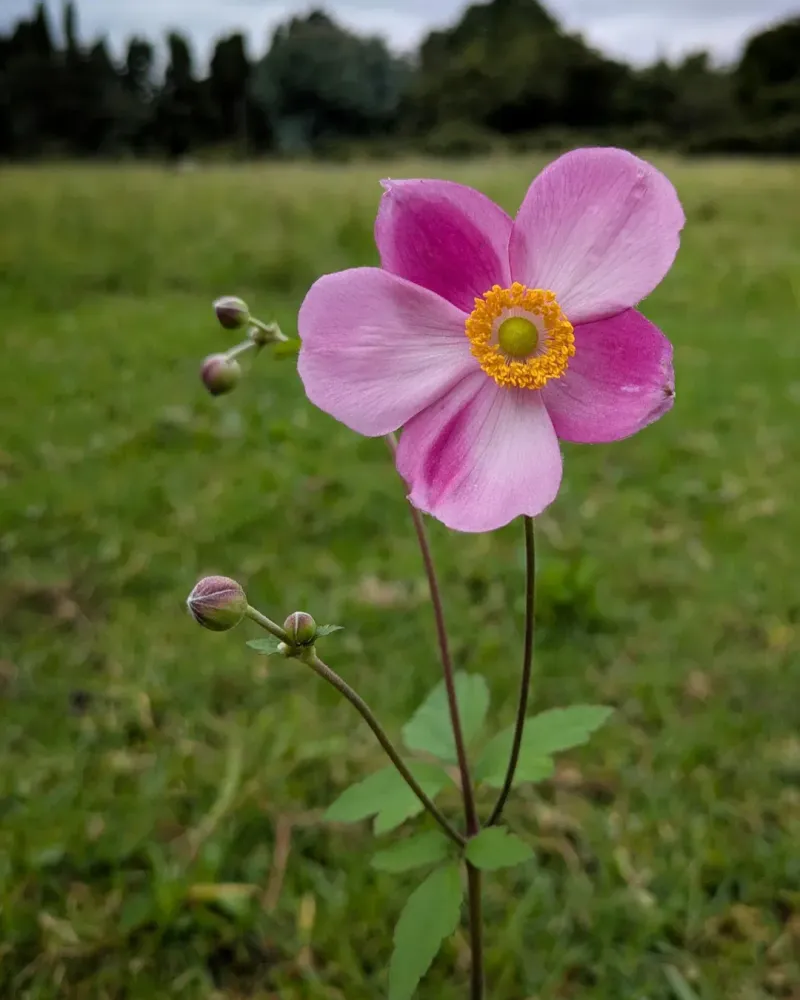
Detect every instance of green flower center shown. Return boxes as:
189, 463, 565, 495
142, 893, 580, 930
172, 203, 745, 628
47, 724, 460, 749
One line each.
497, 316, 538, 359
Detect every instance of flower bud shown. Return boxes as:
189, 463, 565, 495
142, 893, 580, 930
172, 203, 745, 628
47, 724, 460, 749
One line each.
214, 296, 250, 330
249, 321, 285, 347
187, 576, 247, 632
283, 611, 317, 645
201, 353, 241, 396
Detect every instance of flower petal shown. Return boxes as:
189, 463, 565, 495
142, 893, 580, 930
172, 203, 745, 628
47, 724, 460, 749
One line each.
509, 147, 684, 324
376, 179, 513, 313
542, 309, 674, 443
298, 267, 474, 436
396, 372, 563, 532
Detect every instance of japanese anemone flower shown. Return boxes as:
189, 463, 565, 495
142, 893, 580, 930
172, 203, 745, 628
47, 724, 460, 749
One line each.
298, 147, 684, 532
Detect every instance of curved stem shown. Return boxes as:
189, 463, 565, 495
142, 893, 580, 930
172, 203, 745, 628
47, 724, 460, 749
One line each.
384, 434, 484, 997
245, 604, 290, 642
225, 339, 258, 361
487, 516, 536, 827
303, 650, 465, 848
385, 433, 480, 837
467, 865, 484, 999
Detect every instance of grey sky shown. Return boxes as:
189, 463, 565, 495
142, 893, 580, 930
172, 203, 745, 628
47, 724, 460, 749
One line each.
2, 0, 797, 66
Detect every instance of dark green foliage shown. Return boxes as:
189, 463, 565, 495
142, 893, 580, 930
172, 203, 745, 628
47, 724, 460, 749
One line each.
0, 1, 797, 158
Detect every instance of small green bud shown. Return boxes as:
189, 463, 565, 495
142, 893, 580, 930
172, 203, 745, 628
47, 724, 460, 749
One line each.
214, 296, 250, 330
283, 611, 317, 645
249, 321, 286, 347
201, 353, 241, 396
277, 641, 293, 657
187, 576, 247, 632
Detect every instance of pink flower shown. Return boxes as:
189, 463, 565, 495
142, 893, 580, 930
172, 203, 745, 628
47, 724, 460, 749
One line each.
298, 148, 684, 532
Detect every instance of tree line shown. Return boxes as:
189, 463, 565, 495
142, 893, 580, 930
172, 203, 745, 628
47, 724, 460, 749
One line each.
1, 0, 799, 159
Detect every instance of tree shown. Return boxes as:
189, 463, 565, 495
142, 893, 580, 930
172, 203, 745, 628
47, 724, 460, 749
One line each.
0, 3, 58, 154
410, 0, 625, 134
155, 32, 210, 157
736, 17, 800, 118
120, 38, 155, 153
209, 33, 251, 150
251, 10, 408, 152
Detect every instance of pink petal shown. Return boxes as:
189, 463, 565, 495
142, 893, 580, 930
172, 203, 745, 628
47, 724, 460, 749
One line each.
509, 148, 685, 324
396, 372, 563, 532
298, 267, 474, 436
376, 179, 512, 313
542, 309, 674, 444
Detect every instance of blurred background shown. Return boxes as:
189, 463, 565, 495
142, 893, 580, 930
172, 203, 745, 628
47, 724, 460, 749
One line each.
1, 2, 799, 999
1, 0, 800, 158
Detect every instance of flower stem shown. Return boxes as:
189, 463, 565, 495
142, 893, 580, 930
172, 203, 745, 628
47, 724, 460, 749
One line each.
487, 516, 536, 827
384, 433, 484, 998
245, 604, 290, 642
225, 339, 258, 361
250, 317, 288, 342
385, 433, 480, 837
467, 864, 484, 999
302, 649, 466, 848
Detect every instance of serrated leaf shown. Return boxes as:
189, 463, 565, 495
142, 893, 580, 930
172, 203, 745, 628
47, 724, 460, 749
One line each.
388, 864, 463, 1000
247, 636, 283, 656
315, 624, 344, 637
522, 705, 613, 754
475, 732, 554, 788
475, 704, 612, 787
402, 673, 490, 762
373, 762, 450, 835
325, 762, 449, 830
465, 828, 534, 871
325, 766, 405, 823
372, 831, 451, 873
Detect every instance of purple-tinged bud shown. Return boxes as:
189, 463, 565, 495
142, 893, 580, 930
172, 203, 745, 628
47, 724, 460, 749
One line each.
214, 296, 250, 330
283, 611, 317, 645
187, 576, 247, 632
201, 353, 241, 396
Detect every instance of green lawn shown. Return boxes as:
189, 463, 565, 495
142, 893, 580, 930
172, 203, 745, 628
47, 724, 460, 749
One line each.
1, 156, 799, 1000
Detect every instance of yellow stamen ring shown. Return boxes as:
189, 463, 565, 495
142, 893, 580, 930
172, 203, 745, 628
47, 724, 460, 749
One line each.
465, 282, 575, 390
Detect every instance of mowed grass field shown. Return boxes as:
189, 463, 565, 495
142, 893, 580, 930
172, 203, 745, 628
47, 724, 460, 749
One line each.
1, 155, 799, 1000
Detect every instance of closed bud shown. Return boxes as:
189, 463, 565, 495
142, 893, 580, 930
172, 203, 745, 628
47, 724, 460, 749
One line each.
283, 611, 317, 645
201, 353, 241, 396
214, 296, 250, 330
187, 575, 247, 632
249, 321, 286, 347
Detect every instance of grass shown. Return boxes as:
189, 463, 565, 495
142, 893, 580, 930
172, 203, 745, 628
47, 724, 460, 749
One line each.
1, 155, 799, 1000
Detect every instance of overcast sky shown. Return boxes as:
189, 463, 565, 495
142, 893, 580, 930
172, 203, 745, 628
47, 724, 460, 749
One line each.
2, 0, 797, 66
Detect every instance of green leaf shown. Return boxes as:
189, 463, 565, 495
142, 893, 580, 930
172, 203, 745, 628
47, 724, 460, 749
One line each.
372, 831, 451, 873
388, 864, 463, 1000
186, 882, 259, 918
465, 828, 534, 871
663, 966, 701, 1000
475, 704, 613, 788
325, 767, 405, 824
247, 636, 283, 656
324, 762, 449, 830
522, 705, 613, 754
402, 673, 490, 762
474, 732, 554, 788
373, 762, 450, 836
273, 339, 301, 359
315, 624, 344, 637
